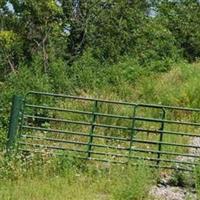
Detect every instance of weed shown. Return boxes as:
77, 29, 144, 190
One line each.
111, 163, 156, 200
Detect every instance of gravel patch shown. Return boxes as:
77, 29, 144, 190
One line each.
150, 137, 200, 200
150, 185, 197, 200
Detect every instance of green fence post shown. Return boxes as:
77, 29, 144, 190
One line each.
7, 95, 23, 150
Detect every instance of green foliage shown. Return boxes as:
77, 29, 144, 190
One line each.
132, 20, 180, 72
0, 128, 7, 150
48, 56, 72, 93
136, 62, 200, 107
70, 50, 103, 90
104, 56, 145, 83
111, 164, 155, 200
0, 53, 72, 107
170, 170, 195, 188
0, 30, 23, 79
0, 151, 81, 181
86, 0, 150, 62
157, 0, 200, 61
1, 0, 188, 78
2, 57, 51, 98
70, 51, 149, 87
0, 152, 156, 200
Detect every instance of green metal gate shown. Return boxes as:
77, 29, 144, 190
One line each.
7, 91, 200, 171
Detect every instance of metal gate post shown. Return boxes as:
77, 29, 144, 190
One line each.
7, 95, 23, 150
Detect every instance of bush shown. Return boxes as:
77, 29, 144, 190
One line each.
133, 20, 180, 72
0, 53, 73, 110
1, 55, 51, 103
70, 50, 103, 90
104, 56, 146, 84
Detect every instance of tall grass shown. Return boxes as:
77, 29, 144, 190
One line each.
0, 151, 156, 200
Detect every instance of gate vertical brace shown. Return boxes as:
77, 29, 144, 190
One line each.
128, 105, 137, 162
157, 108, 166, 166
87, 100, 98, 159
7, 95, 23, 150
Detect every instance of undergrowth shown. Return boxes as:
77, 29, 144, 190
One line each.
0, 151, 156, 200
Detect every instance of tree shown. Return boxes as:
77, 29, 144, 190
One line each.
157, 0, 200, 61
1, 0, 68, 73
0, 30, 23, 77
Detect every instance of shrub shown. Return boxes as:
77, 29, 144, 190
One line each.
70, 49, 104, 90
132, 20, 180, 72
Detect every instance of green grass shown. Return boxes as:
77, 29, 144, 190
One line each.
0, 176, 108, 200
0, 152, 156, 200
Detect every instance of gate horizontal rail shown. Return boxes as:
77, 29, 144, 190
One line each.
7, 91, 200, 171
24, 91, 200, 111
23, 110, 200, 127
20, 125, 200, 149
